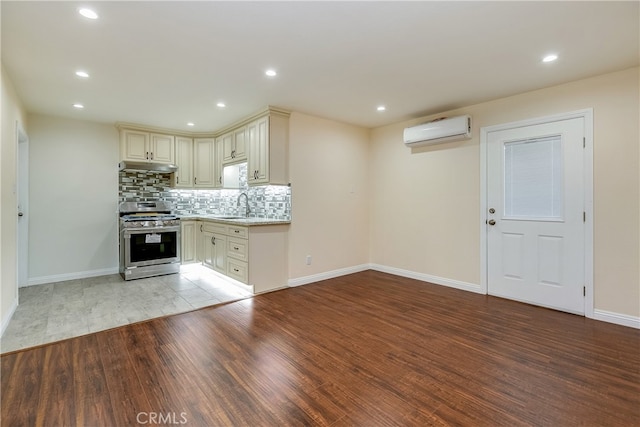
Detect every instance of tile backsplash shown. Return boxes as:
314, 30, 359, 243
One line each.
118, 171, 291, 220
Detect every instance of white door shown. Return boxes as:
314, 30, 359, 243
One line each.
487, 117, 585, 314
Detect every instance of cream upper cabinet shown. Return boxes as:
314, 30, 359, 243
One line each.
174, 136, 193, 188
247, 112, 289, 186
118, 107, 288, 186
120, 129, 149, 161
150, 133, 175, 164
174, 135, 218, 189
214, 137, 224, 188
222, 127, 247, 164
194, 138, 215, 188
120, 129, 175, 164
221, 132, 233, 163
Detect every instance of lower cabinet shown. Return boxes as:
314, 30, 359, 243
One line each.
200, 222, 247, 282
202, 230, 227, 275
180, 221, 197, 264
195, 220, 289, 293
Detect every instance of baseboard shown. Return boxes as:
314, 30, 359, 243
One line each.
592, 309, 640, 329
1, 298, 18, 338
370, 263, 483, 294
288, 264, 370, 287
25, 267, 120, 287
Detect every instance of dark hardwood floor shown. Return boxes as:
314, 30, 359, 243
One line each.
2, 270, 639, 426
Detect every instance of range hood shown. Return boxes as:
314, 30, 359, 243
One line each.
118, 161, 178, 173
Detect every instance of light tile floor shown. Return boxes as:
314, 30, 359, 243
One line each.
0, 264, 253, 353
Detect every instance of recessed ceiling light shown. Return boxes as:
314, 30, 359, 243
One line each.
73, 103, 84, 109
216, 102, 226, 108
187, 122, 195, 127
265, 69, 277, 77
542, 54, 558, 63
78, 8, 98, 20
377, 105, 386, 112
75, 70, 89, 78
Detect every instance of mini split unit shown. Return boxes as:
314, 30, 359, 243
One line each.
403, 115, 472, 147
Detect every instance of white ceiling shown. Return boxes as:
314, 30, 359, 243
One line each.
2, 1, 638, 132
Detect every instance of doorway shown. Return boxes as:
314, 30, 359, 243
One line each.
480, 110, 593, 315
17, 123, 29, 287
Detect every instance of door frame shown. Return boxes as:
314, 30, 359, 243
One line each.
16, 121, 29, 288
479, 109, 594, 317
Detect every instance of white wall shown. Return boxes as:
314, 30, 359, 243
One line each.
1, 65, 28, 334
6, 68, 638, 328
27, 114, 119, 284
370, 67, 640, 319
288, 112, 371, 284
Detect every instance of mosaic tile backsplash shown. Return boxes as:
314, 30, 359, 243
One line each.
119, 170, 291, 220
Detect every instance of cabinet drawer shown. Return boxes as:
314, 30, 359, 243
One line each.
227, 259, 248, 284
227, 237, 248, 262
227, 226, 248, 239
201, 222, 227, 234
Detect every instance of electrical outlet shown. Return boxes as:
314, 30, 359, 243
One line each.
306, 255, 312, 265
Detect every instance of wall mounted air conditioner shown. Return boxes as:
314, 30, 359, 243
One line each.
403, 115, 472, 147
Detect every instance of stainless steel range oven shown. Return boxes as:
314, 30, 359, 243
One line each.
119, 201, 180, 280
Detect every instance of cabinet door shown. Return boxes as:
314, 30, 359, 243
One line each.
150, 133, 175, 164
121, 129, 149, 162
202, 231, 214, 268
194, 138, 215, 187
248, 116, 269, 184
181, 221, 197, 264
232, 127, 247, 161
196, 223, 204, 262
222, 132, 235, 164
174, 137, 193, 188
210, 233, 227, 274
214, 137, 224, 188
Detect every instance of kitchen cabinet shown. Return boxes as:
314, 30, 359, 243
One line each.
120, 129, 175, 164
194, 138, 216, 188
197, 219, 288, 293
222, 127, 247, 164
247, 111, 289, 185
118, 106, 288, 186
209, 232, 227, 274
173, 136, 219, 189
201, 229, 213, 268
214, 137, 224, 188
180, 220, 197, 264
174, 136, 194, 188
226, 228, 249, 283
200, 222, 228, 275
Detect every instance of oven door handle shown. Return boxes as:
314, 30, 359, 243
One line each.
122, 225, 180, 236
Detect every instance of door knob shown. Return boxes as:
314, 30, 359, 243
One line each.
488, 219, 496, 226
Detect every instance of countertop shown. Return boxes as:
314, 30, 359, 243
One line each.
178, 214, 291, 226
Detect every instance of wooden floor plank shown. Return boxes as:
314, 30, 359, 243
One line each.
95, 328, 154, 426
71, 334, 118, 427
1, 347, 46, 426
2, 270, 639, 426
33, 343, 76, 426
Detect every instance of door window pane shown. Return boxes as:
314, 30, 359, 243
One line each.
504, 135, 563, 219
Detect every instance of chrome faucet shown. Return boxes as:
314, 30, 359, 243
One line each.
237, 192, 250, 217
